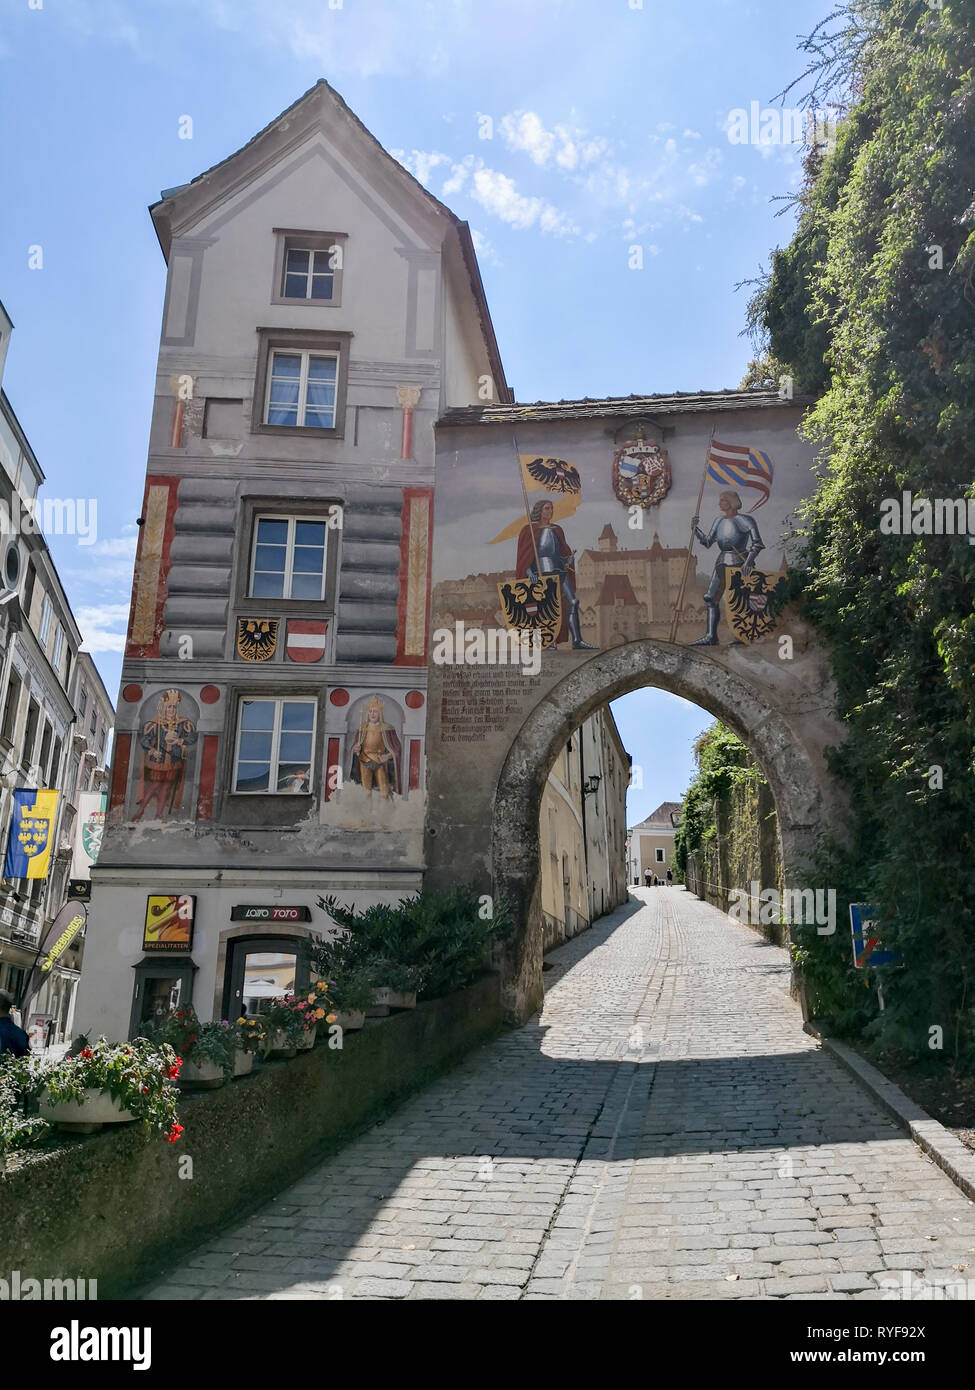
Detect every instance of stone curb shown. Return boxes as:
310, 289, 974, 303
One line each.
804, 1020, 975, 1204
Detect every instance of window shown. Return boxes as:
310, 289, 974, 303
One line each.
22, 561, 35, 618
78, 686, 88, 719
38, 597, 52, 644
22, 698, 40, 768
38, 721, 52, 783
1, 672, 21, 745
655, 848, 665, 864
233, 698, 316, 794
250, 517, 329, 600
265, 351, 338, 429
98, 727, 106, 757
253, 329, 350, 438
283, 247, 337, 301
51, 626, 64, 670
89, 709, 97, 737
272, 229, 345, 307
50, 736, 62, 785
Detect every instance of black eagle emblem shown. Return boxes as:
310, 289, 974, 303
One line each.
496, 576, 562, 648
725, 569, 787, 644
525, 457, 582, 495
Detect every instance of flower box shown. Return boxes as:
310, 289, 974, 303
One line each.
38, 1088, 138, 1135
265, 1030, 296, 1059
366, 988, 417, 1016
177, 1059, 225, 1090
295, 1028, 316, 1051
232, 1049, 254, 1078
332, 1010, 365, 1031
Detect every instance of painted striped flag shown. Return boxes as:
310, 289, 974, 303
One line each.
706, 440, 775, 509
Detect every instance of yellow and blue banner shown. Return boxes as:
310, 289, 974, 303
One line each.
706, 439, 774, 510
4, 789, 59, 880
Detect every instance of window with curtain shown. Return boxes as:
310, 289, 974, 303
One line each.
233, 698, 316, 794
265, 351, 337, 429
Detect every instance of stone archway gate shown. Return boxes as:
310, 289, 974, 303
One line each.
426, 392, 843, 1020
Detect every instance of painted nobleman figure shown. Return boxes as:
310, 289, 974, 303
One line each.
516, 498, 595, 650
133, 689, 199, 821
348, 696, 402, 798
689, 490, 764, 646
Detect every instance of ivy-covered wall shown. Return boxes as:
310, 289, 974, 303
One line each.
746, 0, 975, 1062
676, 724, 784, 944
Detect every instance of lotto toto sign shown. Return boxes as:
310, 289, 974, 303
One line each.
230, 905, 312, 922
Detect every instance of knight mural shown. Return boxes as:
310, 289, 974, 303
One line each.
688, 491, 764, 647
348, 696, 403, 799
517, 499, 595, 651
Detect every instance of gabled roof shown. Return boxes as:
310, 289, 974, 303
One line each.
631, 800, 682, 830
149, 79, 512, 402
597, 574, 639, 606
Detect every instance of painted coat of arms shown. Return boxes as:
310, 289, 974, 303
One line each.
613, 440, 671, 509
497, 575, 563, 649
724, 568, 788, 644
236, 618, 279, 662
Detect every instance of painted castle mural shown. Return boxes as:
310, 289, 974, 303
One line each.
432, 410, 800, 655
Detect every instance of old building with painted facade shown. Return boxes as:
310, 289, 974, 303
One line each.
75, 81, 512, 1039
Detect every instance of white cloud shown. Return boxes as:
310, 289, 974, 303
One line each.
470, 229, 501, 266
76, 603, 130, 654
497, 111, 608, 173
470, 167, 578, 237
392, 148, 452, 186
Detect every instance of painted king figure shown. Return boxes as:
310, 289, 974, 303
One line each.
133, 689, 199, 821
689, 490, 764, 646
516, 499, 595, 650
348, 696, 403, 798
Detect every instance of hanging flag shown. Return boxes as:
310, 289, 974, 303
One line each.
4, 789, 58, 880
74, 791, 107, 873
706, 440, 775, 510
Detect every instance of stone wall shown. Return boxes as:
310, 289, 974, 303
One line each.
0, 974, 501, 1298
684, 776, 785, 944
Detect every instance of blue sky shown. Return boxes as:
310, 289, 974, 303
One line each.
0, 0, 829, 784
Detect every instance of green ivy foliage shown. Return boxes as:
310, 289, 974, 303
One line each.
673, 724, 764, 878
753, 0, 975, 1066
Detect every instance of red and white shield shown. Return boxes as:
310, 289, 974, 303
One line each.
286, 619, 328, 663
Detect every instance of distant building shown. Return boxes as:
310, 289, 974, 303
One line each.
627, 801, 681, 884
0, 298, 115, 1043
539, 706, 629, 949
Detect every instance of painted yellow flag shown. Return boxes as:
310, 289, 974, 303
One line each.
489, 455, 582, 546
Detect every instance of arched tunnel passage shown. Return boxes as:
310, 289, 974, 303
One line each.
492, 639, 837, 1022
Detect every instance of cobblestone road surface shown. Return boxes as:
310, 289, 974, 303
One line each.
145, 889, 975, 1300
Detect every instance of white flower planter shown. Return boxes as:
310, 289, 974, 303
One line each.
265, 1030, 296, 1059
178, 1059, 226, 1089
366, 988, 417, 1016
38, 1088, 138, 1134
233, 1049, 254, 1077
332, 1010, 365, 1031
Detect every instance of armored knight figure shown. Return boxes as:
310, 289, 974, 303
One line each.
689, 490, 764, 646
516, 499, 595, 650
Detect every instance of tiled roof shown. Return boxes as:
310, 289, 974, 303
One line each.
630, 800, 683, 829
439, 388, 813, 427
597, 574, 639, 607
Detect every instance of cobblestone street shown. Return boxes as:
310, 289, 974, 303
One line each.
146, 889, 975, 1301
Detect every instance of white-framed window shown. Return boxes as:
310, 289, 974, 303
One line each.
250, 516, 329, 601
51, 626, 64, 670
283, 246, 337, 301
38, 596, 52, 644
264, 351, 338, 429
233, 697, 316, 794
655, 848, 665, 863
78, 685, 88, 719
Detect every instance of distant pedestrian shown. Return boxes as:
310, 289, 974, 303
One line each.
0, 990, 29, 1058
644, 868, 652, 888
666, 870, 673, 886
